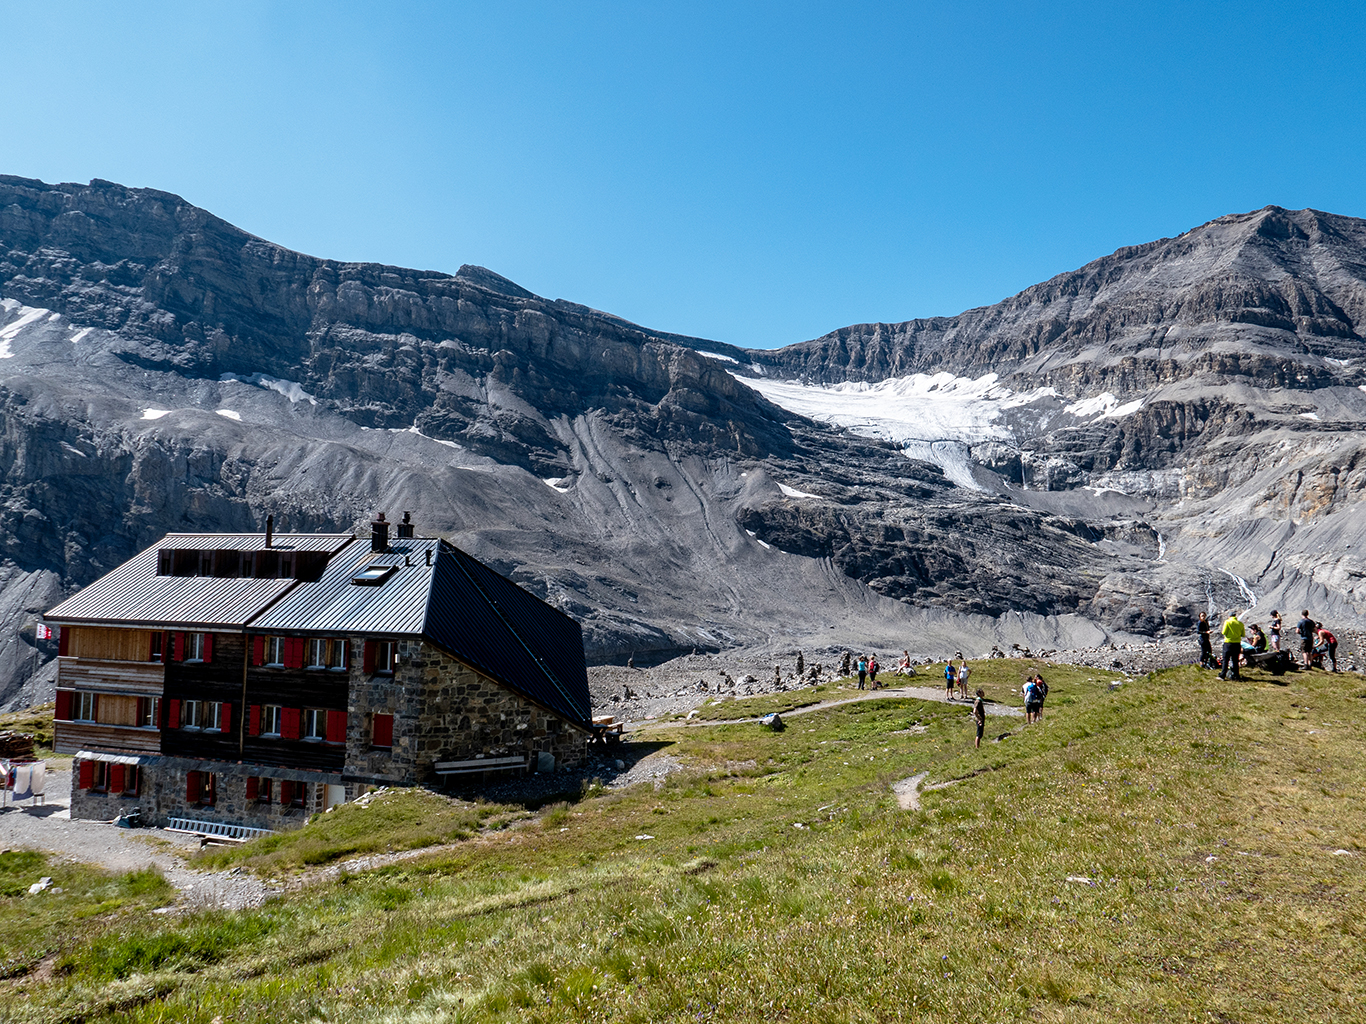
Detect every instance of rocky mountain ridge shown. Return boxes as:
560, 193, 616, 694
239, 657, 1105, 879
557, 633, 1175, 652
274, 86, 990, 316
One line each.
2, 177, 1365, 709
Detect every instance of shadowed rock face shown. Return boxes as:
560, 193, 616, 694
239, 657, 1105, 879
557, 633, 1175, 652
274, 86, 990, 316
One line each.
3, 177, 1366, 709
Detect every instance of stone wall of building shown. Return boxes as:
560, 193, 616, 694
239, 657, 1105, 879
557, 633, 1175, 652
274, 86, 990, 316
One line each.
345, 639, 587, 785
69, 758, 354, 831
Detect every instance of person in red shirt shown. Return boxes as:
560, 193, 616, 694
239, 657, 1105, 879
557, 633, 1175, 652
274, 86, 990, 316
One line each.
1316, 624, 1338, 672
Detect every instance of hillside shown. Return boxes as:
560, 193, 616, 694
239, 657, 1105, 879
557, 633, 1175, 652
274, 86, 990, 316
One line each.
4, 179, 1366, 708
3, 661, 1363, 1021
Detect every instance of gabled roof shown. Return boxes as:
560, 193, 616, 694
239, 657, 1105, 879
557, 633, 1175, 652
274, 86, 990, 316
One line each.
44, 530, 593, 729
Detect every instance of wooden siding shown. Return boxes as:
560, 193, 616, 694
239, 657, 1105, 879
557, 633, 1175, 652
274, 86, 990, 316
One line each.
67, 627, 155, 662
57, 658, 164, 696
54, 721, 162, 756
163, 633, 346, 772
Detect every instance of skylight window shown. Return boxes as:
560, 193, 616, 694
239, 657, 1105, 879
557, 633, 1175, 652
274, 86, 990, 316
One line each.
351, 563, 397, 586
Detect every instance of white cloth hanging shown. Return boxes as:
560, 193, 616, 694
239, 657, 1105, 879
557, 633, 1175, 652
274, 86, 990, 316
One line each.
12, 764, 32, 800
28, 762, 45, 797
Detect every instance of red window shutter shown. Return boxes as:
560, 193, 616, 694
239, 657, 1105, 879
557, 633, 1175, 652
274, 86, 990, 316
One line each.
55, 690, 72, 721
220, 702, 232, 732
173, 632, 185, 662
110, 764, 125, 793
372, 713, 394, 748
252, 636, 265, 666
203, 633, 214, 663
78, 760, 94, 789
326, 710, 347, 743
186, 771, 200, 803
362, 641, 375, 674
58, 627, 69, 657
248, 704, 261, 736
245, 776, 258, 801
281, 707, 301, 740
168, 699, 180, 729
286, 638, 304, 669
280, 779, 293, 805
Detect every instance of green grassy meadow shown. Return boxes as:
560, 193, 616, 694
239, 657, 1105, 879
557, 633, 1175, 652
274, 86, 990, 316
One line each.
3, 660, 1364, 1022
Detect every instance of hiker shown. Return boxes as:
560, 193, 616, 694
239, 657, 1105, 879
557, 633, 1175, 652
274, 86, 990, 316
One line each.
1031, 672, 1049, 718
972, 688, 986, 748
1197, 611, 1215, 669
1022, 676, 1042, 723
1316, 624, 1338, 672
957, 657, 972, 700
1296, 610, 1316, 669
944, 660, 957, 700
897, 650, 913, 676
1241, 624, 1267, 654
1219, 610, 1245, 680
857, 656, 868, 690
1269, 610, 1282, 652
869, 655, 880, 689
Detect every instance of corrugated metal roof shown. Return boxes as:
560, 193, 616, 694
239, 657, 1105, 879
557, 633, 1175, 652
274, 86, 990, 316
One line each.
45, 545, 297, 628
250, 538, 436, 635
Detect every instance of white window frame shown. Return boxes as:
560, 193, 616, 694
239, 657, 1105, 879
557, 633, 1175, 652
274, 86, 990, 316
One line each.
203, 701, 223, 733
266, 636, 285, 667
302, 708, 327, 742
184, 632, 205, 663
181, 699, 201, 730
261, 704, 282, 737
307, 638, 327, 669
327, 638, 347, 671
140, 696, 160, 728
75, 691, 97, 722
375, 640, 396, 675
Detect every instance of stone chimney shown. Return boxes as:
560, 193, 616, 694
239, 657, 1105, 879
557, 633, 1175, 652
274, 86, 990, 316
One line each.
265, 514, 274, 549
371, 512, 389, 552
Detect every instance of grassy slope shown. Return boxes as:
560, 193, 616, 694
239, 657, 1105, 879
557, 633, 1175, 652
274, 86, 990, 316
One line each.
3, 660, 1365, 1022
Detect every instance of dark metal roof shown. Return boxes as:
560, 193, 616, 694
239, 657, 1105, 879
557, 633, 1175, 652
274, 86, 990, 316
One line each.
424, 546, 593, 728
44, 534, 352, 629
250, 538, 435, 636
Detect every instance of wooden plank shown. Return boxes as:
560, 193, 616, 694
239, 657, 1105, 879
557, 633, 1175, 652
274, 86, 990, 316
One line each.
54, 721, 162, 755
67, 627, 155, 662
57, 659, 164, 696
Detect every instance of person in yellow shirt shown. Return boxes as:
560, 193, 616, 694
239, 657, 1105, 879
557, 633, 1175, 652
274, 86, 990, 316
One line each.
1218, 611, 1245, 680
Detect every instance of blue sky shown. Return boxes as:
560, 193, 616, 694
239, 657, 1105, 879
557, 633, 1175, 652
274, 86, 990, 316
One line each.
4, 1, 1365, 349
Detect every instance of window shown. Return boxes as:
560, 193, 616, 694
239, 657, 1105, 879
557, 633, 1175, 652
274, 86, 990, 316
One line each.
376, 641, 395, 674
372, 713, 394, 749
351, 563, 396, 585
121, 765, 141, 796
303, 708, 327, 741
75, 691, 97, 722
181, 699, 201, 729
203, 701, 223, 732
139, 697, 161, 728
246, 777, 272, 804
185, 632, 206, 662
280, 779, 307, 808
186, 770, 216, 806
307, 638, 347, 671
149, 632, 163, 663
91, 761, 110, 792
266, 636, 285, 666
261, 704, 282, 737
240, 551, 255, 577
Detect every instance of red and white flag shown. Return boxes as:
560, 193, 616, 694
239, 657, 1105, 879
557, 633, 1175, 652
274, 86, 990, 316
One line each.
35, 624, 52, 640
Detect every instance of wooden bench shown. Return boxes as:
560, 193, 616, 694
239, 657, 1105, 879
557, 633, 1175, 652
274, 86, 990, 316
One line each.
591, 716, 624, 745
434, 755, 528, 777
165, 816, 275, 844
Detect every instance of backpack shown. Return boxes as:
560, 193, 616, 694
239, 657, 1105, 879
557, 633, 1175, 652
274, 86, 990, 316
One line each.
1023, 681, 1039, 704
1035, 677, 1048, 700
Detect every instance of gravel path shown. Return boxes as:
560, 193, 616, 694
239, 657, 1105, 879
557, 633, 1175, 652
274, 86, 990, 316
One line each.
0, 770, 278, 911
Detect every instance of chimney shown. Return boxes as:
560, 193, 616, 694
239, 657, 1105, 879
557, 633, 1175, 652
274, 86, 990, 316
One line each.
371, 512, 389, 552
397, 511, 415, 539
265, 514, 274, 549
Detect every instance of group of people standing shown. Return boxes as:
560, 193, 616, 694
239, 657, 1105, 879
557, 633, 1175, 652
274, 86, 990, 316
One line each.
943, 653, 973, 700
1197, 608, 1340, 679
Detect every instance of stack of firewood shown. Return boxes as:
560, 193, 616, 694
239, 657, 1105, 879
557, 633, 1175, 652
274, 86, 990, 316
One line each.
0, 732, 35, 760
